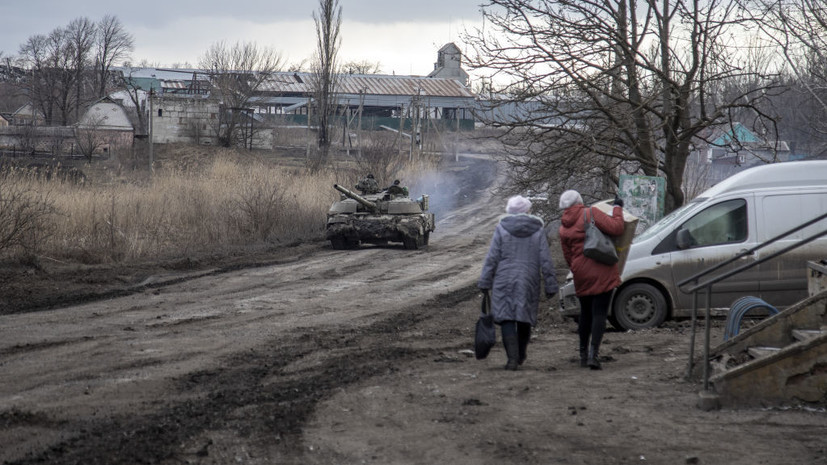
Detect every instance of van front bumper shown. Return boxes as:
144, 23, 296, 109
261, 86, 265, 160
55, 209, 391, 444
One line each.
559, 280, 580, 317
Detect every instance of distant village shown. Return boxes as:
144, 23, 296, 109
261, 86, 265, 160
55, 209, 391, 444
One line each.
0, 42, 801, 185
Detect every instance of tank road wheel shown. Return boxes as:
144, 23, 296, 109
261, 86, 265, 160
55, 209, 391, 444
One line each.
403, 235, 421, 250
330, 237, 347, 250
612, 283, 668, 330
346, 238, 360, 249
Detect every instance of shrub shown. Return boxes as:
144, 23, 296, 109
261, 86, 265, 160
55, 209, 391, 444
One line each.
0, 174, 56, 259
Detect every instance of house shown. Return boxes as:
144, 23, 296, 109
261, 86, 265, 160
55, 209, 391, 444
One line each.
10, 103, 45, 126
688, 122, 792, 187
76, 97, 135, 155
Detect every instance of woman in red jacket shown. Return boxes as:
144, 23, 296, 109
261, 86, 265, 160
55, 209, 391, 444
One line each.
558, 190, 625, 369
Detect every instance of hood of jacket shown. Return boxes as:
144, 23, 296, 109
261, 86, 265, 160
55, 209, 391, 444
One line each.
560, 204, 587, 229
499, 214, 544, 238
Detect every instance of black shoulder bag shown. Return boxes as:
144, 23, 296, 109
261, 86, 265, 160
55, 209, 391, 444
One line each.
583, 208, 619, 265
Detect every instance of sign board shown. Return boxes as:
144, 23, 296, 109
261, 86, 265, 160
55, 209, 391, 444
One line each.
591, 201, 639, 275
618, 175, 665, 234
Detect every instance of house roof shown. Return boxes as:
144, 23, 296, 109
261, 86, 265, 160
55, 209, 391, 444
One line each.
12, 103, 44, 118
700, 122, 790, 153
439, 43, 461, 53
78, 98, 133, 131
117, 67, 473, 98
258, 72, 473, 98
711, 122, 761, 146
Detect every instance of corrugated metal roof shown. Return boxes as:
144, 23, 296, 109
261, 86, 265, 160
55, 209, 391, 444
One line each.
259, 72, 474, 98
116, 67, 205, 81
116, 67, 476, 101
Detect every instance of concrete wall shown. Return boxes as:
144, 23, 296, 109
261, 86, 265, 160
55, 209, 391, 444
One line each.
151, 95, 219, 145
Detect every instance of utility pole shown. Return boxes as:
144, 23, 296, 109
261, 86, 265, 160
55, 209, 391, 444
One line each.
357, 88, 364, 158
148, 89, 154, 174
306, 97, 312, 159
455, 106, 460, 162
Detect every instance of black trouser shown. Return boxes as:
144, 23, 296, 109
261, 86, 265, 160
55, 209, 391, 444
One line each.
577, 290, 613, 351
501, 320, 532, 362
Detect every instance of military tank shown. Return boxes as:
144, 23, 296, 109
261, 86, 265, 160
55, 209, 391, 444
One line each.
326, 183, 435, 250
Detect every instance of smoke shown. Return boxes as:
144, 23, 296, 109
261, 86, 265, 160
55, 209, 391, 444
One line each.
407, 157, 498, 222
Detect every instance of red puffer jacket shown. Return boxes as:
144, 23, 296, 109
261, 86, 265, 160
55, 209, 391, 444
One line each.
559, 203, 625, 296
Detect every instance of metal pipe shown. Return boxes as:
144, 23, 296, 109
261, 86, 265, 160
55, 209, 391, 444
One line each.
703, 287, 712, 392
678, 211, 827, 290
686, 287, 698, 380
685, 228, 827, 294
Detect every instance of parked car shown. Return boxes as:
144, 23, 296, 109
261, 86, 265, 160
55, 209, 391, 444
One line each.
558, 160, 827, 330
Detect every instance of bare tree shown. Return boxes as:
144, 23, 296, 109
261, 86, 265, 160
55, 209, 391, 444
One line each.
94, 15, 134, 98
19, 20, 96, 126
742, 0, 827, 153
311, 0, 343, 167
0, 177, 55, 258
199, 41, 283, 148
287, 60, 309, 72
18, 30, 69, 125
74, 113, 107, 160
466, 0, 783, 213
341, 60, 382, 74
65, 17, 96, 121
113, 67, 149, 136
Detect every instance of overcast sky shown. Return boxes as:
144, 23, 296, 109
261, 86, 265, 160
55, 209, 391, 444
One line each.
1, 0, 485, 78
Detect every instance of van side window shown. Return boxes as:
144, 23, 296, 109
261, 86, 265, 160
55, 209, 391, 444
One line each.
682, 199, 747, 247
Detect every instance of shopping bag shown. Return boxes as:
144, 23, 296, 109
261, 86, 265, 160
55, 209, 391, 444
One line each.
474, 292, 496, 360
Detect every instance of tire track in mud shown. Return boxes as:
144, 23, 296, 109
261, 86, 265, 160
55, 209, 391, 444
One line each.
5, 286, 481, 465
0, 158, 503, 463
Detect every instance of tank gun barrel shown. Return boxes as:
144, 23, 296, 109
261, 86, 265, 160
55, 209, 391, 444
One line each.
334, 184, 379, 212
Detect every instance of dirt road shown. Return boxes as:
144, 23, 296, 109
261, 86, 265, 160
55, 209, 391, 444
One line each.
1, 158, 826, 465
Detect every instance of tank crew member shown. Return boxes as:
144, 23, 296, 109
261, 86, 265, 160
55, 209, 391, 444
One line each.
356, 174, 380, 194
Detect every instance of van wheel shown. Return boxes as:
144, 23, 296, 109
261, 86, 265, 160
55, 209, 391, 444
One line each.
613, 283, 668, 330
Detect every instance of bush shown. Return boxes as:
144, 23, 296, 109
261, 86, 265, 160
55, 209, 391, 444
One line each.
0, 175, 56, 259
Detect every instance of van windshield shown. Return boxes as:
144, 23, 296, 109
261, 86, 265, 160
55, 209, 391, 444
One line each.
634, 198, 706, 243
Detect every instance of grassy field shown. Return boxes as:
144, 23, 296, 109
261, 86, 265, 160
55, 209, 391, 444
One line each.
0, 140, 443, 266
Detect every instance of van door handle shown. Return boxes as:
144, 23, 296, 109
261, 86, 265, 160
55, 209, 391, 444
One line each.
737, 249, 752, 257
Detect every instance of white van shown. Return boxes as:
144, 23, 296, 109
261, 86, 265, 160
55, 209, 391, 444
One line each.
558, 160, 827, 330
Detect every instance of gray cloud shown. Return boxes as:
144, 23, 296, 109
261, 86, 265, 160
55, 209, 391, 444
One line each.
1, 0, 482, 56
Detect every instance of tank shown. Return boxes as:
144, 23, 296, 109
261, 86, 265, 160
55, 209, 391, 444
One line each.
326, 183, 435, 250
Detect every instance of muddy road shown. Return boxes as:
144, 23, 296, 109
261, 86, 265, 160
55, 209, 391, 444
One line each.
2, 157, 826, 465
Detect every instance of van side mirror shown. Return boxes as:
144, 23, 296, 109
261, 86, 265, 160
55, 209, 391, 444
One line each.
676, 228, 695, 249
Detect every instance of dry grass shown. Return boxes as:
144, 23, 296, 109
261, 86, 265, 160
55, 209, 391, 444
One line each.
0, 142, 443, 265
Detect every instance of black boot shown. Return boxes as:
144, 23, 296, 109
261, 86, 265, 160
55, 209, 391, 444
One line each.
502, 332, 520, 371
579, 344, 588, 368
587, 344, 602, 370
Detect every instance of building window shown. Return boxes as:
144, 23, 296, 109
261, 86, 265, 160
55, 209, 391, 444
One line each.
158, 109, 163, 117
